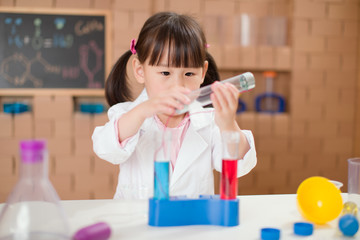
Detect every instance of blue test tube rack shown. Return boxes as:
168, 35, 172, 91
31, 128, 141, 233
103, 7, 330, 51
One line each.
148, 195, 239, 227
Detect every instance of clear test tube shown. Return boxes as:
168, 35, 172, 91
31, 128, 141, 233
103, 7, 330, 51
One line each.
264, 71, 276, 111
153, 131, 171, 200
176, 72, 255, 114
220, 131, 240, 200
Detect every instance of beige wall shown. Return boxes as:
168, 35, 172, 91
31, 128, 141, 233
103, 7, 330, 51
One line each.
0, 0, 359, 201
356, 12, 360, 157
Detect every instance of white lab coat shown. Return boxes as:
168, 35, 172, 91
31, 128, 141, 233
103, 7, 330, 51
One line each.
92, 89, 257, 199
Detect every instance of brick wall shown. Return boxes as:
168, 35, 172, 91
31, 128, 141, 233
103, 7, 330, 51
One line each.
287, 0, 359, 193
354, 2, 360, 159
0, 0, 359, 201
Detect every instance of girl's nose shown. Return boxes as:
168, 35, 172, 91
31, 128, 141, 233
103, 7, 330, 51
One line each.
174, 75, 185, 87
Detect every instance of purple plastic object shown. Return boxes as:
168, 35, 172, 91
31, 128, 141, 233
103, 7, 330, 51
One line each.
20, 140, 47, 163
20, 140, 46, 151
73, 222, 111, 240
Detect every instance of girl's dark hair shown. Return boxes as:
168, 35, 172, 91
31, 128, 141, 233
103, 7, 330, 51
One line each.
105, 12, 219, 106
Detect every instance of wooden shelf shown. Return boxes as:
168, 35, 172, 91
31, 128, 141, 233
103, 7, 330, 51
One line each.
0, 89, 105, 97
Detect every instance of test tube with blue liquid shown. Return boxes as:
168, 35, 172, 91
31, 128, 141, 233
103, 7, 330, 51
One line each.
154, 131, 171, 199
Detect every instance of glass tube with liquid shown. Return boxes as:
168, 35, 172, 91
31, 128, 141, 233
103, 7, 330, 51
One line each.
176, 72, 255, 114
220, 131, 240, 200
154, 131, 171, 200
338, 201, 359, 237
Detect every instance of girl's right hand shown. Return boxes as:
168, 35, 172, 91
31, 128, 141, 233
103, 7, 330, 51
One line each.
117, 86, 191, 141
140, 86, 192, 117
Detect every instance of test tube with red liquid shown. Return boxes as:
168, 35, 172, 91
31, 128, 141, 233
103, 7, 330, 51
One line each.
220, 131, 240, 200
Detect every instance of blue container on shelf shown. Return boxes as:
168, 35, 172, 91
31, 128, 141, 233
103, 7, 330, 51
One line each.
3, 102, 29, 114
255, 71, 286, 114
79, 103, 104, 114
237, 99, 247, 114
255, 92, 285, 113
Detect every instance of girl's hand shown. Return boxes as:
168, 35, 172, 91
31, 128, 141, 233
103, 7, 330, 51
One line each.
140, 86, 191, 118
211, 81, 251, 158
210, 82, 240, 131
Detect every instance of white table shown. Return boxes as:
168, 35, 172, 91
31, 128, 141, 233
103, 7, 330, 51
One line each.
58, 194, 354, 240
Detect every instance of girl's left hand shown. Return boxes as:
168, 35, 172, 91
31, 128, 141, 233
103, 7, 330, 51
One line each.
210, 81, 239, 131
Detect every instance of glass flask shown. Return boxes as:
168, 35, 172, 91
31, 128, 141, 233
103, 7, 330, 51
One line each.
0, 140, 70, 240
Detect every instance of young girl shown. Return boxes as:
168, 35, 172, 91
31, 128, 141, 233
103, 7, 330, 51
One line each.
92, 12, 257, 199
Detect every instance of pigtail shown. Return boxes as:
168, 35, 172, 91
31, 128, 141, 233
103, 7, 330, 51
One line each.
201, 52, 220, 87
105, 50, 133, 106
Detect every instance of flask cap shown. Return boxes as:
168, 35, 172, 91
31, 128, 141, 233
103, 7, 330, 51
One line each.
20, 140, 46, 163
263, 71, 276, 78
294, 222, 314, 236
260, 228, 280, 240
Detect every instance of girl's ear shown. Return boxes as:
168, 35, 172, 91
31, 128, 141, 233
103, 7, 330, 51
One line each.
132, 57, 145, 84
201, 60, 209, 82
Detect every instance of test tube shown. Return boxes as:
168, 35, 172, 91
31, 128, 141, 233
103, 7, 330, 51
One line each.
220, 131, 240, 200
264, 71, 275, 111
176, 72, 255, 114
338, 201, 359, 237
153, 131, 171, 200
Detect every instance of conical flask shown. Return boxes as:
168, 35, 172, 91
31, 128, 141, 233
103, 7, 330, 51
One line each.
0, 140, 70, 240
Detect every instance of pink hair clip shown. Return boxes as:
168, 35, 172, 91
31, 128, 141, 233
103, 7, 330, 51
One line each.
205, 43, 210, 48
130, 39, 137, 55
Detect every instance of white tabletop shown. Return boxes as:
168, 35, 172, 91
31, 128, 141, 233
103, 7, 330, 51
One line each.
59, 193, 354, 240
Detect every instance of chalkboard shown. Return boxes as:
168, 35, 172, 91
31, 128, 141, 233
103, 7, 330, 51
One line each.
0, 9, 110, 91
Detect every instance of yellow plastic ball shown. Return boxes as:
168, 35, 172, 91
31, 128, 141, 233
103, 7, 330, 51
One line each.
296, 176, 343, 224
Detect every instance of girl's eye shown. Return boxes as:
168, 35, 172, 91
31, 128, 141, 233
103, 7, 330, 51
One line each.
185, 72, 194, 77
161, 72, 170, 76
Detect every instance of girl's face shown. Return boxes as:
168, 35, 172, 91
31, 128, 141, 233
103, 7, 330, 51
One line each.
133, 48, 208, 99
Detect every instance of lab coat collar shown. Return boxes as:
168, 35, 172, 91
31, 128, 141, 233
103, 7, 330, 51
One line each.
136, 88, 213, 188
188, 103, 214, 131
139, 115, 209, 190
170, 123, 208, 188
172, 104, 214, 186
129, 88, 148, 109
